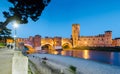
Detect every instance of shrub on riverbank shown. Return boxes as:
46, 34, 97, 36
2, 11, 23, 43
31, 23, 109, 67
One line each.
69, 65, 77, 73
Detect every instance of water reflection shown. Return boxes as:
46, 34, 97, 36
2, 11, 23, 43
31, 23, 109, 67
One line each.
83, 50, 90, 59
61, 50, 120, 66
110, 52, 120, 65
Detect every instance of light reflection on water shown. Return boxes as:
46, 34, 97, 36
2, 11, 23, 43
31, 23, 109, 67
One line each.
61, 50, 120, 66
83, 50, 90, 59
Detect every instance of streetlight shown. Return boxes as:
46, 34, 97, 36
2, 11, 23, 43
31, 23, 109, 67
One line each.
13, 21, 19, 50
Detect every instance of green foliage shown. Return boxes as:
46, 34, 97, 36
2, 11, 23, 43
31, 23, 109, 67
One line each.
5, 0, 51, 23
0, 25, 12, 36
0, 0, 51, 30
42, 61, 46, 64
0, 42, 5, 46
0, 24, 12, 43
69, 65, 76, 73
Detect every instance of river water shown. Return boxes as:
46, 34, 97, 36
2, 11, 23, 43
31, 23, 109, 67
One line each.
61, 50, 120, 66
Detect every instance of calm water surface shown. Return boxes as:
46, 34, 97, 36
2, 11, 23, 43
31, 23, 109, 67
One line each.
61, 50, 120, 66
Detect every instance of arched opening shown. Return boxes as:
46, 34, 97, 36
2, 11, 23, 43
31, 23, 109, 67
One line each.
62, 43, 72, 49
24, 44, 35, 54
41, 44, 53, 53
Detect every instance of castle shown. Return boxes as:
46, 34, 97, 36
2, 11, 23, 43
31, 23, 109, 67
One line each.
72, 24, 112, 47
15, 24, 120, 51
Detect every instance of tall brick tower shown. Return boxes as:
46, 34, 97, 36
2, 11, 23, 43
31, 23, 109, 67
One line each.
53, 37, 62, 49
105, 31, 112, 46
33, 35, 41, 50
72, 24, 80, 48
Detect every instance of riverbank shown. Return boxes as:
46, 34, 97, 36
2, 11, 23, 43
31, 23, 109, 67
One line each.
31, 54, 120, 74
70, 46, 120, 52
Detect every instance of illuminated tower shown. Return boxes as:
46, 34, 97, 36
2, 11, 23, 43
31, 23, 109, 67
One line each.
72, 24, 80, 47
105, 31, 112, 46
33, 35, 41, 50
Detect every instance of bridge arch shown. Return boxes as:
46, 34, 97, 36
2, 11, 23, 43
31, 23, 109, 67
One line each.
41, 44, 54, 53
62, 38, 73, 49
24, 44, 35, 54
41, 38, 54, 47
62, 42, 72, 49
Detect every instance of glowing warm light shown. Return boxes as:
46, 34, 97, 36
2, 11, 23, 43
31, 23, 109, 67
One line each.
83, 50, 90, 59
54, 51, 58, 55
84, 41, 87, 44
6, 39, 14, 43
61, 51, 65, 55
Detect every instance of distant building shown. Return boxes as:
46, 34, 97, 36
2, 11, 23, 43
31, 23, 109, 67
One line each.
112, 38, 120, 47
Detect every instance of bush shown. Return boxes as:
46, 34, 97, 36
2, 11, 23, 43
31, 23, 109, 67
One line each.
0, 42, 5, 47
69, 65, 76, 73
42, 60, 46, 64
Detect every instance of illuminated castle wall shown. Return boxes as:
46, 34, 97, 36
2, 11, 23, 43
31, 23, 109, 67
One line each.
16, 24, 120, 50
72, 24, 112, 47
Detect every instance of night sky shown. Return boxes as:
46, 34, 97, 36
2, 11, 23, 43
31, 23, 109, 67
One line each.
0, 0, 120, 39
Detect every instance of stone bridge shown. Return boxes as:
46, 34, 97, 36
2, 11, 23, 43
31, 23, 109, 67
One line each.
16, 35, 73, 53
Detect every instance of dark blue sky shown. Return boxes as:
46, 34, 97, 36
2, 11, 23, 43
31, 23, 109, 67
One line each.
0, 0, 120, 38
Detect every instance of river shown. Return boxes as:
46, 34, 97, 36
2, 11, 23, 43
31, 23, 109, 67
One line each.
61, 50, 120, 66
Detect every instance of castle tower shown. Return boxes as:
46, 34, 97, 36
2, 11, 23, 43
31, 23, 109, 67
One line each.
33, 35, 41, 50
105, 31, 112, 37
53, 37, 62, 50
105, 31, 112, 46
72, 24, 80, 47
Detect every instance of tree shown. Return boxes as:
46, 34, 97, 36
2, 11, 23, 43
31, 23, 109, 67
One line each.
0, 0, 51, 30
0, 22, 12, 43
0, 27, 12, 43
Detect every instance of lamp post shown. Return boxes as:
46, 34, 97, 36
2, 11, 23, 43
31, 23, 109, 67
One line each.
13, 22, 19, 50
